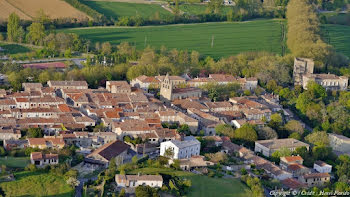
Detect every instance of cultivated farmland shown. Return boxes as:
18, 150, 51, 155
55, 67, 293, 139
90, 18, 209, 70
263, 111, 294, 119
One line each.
62, 19, 285, 58
0, 0, 89, 20
323, 24, 350, 58
82, 1, 172, 19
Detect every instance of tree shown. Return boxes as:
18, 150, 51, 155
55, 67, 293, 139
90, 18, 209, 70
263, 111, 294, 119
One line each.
336, 155, 350, 178
132, 155, 138, 164
215, 124, 234, 137
26, 128, 43, 138
286, 0, 334, 68
177, 124, 191, 135
234, 124, 258, 142
289, 132, 301, 140
118, 188, 126, 197
135, 185, 157, 197
101, 42, 112, 56
305, 131, 329, 146
284, 120, 304, 135
271, 147, 292, 163
26, 22, 46, 45
268, 113, 283, 129
257, 127, 278, 140
0, 147, 6, 156
164, 148, 174, 158
7, 12, 23, 42
312, 145, 334, 161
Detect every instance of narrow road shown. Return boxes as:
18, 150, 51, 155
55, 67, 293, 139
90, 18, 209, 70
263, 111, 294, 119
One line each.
11, 58, 86, 68
76, 176, 98, 197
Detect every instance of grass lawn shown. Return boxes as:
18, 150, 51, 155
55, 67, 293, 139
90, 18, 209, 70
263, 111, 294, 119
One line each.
0, 171, 74, 197
128, 167, 252, 197
186, 175, 251, 197
83, 1, 172, 19
0, 42, 32, 55
322, 24, 350, 58
61, 19, 285, 58
0, 156, 30, 168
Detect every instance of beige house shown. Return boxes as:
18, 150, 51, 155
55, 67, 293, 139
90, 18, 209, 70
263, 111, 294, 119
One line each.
31, 152, 58, 167
255, 139, 310, 157
280, 156, 304, 170
106, 81, 131, 94
27, 138, 65, 149
112, 119, 153, 138
115, 174, 163, 188
0, 127, 21, 140
286, 163, 311, 178
47, 81, 88, 90
22, 83, 43, 92
299, 173, 330, 187
130, 75, 160, 91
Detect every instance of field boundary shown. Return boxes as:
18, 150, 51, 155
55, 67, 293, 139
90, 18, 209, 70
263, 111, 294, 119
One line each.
62, 18, 285, 30
83, 0, 166, 5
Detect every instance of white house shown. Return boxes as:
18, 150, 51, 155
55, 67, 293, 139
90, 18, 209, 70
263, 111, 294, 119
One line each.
314, 161, 332, 173
30, 152, 59, 167
115, 174, 163, 188
160, 136, 200, 159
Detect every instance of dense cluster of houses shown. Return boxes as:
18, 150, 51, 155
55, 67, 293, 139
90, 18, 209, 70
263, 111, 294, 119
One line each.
0, 71, 346, 192
0, 75, 260, 168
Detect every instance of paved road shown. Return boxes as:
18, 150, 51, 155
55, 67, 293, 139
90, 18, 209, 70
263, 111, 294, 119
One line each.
76, 176, 98, 197
11, 58, 86, 69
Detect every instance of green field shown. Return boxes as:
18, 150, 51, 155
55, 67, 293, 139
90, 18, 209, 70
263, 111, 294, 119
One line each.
0, 42, 32, 55
0, 157, 30, 168
0, 171, 74, 197
83, 1, 172, 19
62, 19, 284, 58
129, 167, 251, 197
323, 24, 350, 58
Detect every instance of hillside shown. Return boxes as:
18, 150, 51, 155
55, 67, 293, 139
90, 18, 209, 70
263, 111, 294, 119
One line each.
0, 0, 90, 21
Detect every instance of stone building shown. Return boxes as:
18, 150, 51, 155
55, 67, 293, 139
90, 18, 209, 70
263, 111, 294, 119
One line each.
293, 58, 314, 86
254, 138, 310, 157
160, 74, 202, 102
293, 58, 348, 90
106, 81, 131, 94
302, 74, 348, 91
299, 173, 330, 187
328, 133, 350, 154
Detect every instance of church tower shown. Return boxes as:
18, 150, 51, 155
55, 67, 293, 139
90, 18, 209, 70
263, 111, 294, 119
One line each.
160, 73, 173, 101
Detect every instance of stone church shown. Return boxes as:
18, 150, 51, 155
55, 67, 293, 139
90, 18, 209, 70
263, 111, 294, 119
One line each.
160, 74, 202, 102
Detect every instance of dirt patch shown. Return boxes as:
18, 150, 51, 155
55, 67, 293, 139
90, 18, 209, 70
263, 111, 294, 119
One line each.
0, 0, 90, 20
